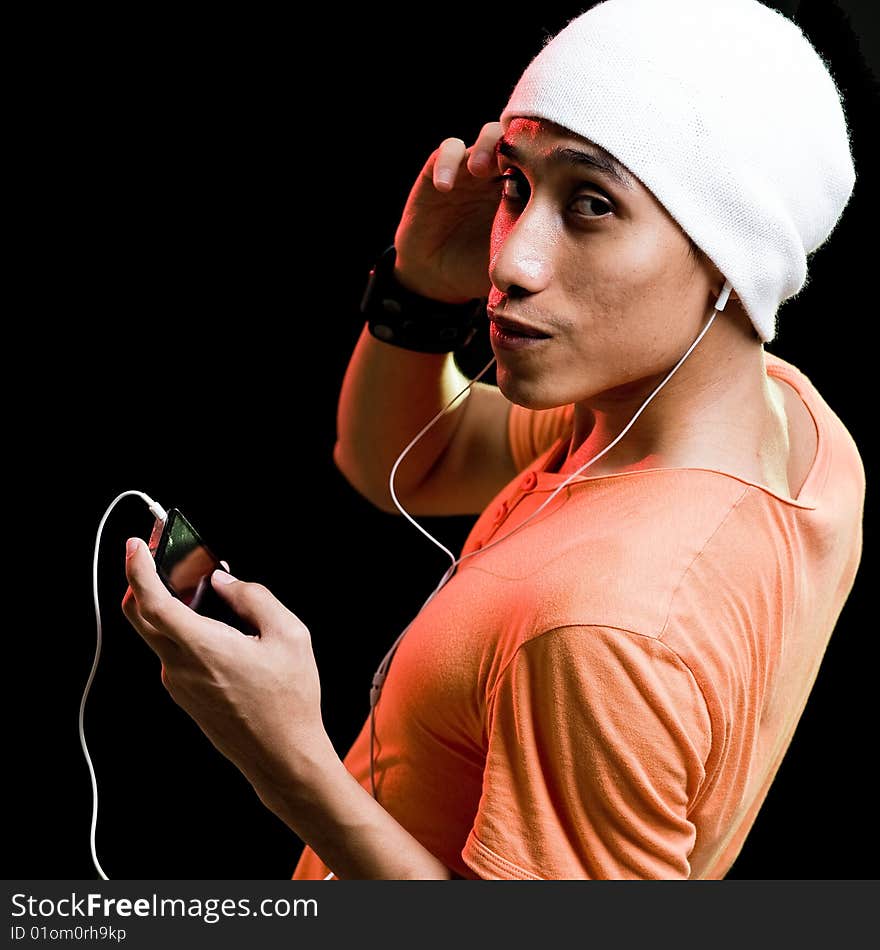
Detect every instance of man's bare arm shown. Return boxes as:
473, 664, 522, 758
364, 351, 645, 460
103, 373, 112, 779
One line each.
334, 123, 519, 517
334, 324, 516, 516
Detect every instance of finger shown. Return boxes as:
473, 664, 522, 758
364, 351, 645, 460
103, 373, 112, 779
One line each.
433, 136, 467, 191
121, 581, 183, 662
466, 121, 504, 176
209, 571, 303, 639
124, 537, 191, 638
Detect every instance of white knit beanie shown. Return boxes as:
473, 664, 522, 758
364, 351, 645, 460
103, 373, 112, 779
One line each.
499, 0, 856, 343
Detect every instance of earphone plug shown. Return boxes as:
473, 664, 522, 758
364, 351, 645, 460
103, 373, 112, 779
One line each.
147, 499, 168, 523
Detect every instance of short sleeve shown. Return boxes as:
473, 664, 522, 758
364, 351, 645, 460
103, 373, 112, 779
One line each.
507, 402, 574, 472
461, 625, 712, 879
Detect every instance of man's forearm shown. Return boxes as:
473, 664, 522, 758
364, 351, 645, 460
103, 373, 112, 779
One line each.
256, 737, 459, 880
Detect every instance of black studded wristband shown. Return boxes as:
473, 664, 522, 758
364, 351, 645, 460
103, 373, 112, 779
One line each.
360, 245, 486, 354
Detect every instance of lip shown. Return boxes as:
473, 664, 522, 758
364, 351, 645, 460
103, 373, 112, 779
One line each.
487, 307, 551, 339
489, 318, 551, 352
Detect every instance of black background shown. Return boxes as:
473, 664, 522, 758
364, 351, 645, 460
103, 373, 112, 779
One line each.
11, 1, 877, 881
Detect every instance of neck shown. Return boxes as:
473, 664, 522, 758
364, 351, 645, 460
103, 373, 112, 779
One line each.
562, 308, 788, 481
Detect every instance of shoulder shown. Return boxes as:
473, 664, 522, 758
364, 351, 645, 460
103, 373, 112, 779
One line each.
469, 622, 714, 879
507, 623, 708, 709
490, 623, 714, 800
511, 470, 759, 638
765, 349, 865, 501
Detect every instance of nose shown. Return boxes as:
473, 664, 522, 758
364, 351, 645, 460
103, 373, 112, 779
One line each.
489, 206, 554, 298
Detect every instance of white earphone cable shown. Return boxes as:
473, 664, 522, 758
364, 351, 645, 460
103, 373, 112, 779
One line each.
82, 489, 167, 881
368, 291, 729, 810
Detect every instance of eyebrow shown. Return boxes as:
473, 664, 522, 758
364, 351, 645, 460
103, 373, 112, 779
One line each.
494, 135, 635, 192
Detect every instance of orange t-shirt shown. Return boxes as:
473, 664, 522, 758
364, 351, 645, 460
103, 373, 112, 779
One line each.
293, 351, 865, 879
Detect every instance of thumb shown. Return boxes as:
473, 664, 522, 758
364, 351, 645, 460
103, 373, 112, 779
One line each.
210, 570, 296, 637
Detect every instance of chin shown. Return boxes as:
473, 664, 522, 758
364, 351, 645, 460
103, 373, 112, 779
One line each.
496, 371, 569, 411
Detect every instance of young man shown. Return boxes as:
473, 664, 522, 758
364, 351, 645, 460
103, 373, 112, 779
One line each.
123, 0, 864, 878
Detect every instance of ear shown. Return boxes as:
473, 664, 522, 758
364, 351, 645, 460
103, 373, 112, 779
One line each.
700, 254, 739, 306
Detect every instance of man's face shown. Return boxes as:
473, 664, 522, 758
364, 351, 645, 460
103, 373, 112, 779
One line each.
487, 117, 721, 411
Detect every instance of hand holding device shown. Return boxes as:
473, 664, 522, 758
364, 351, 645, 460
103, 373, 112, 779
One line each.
148, 507, 256, 635
122, 529, 337, 836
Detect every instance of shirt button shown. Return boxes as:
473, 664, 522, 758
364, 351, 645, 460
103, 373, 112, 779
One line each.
473, 539, 484, 550
520, 471, 538, 491
493, 501, 508, 522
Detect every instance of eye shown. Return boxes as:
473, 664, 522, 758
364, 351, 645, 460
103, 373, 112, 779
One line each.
570, 194, 613, 218
495, 169, 613, 218
496, 170, 528, 203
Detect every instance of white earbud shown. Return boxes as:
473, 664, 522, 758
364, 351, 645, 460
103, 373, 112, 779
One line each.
715, 279, 734, 312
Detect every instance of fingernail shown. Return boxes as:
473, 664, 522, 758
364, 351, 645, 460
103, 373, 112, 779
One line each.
470, 154, 488, 172
126, 538, 140, 558
436, 171, 452, 187
213, 569, 237, 585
